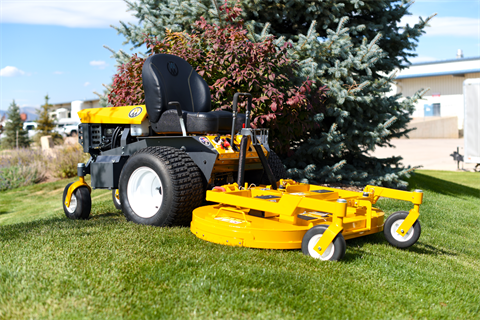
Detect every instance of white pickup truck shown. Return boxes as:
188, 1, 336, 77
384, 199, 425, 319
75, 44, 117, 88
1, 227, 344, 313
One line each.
55, 119, 80, 137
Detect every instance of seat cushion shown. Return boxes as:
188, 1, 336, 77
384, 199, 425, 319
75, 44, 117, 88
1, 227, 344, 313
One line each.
212, 110, 246, 133
150, 109, 219, 134
150, 109, 247, 135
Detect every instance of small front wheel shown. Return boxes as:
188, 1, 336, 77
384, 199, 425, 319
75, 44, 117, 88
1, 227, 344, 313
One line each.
301, 225, 346, 261
62, 182, 91, 220
112, 189, 122, 210
384, 211, 421, 248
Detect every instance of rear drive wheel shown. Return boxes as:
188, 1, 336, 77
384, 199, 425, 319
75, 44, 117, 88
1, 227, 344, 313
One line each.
301, 225, 346, 261
112, 189, 122, 210
62, 182, 91, 220
384, 211, 421, 248
119, 146, 203, 226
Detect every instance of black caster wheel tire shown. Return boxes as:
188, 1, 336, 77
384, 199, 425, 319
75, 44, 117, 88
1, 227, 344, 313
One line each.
119, 146, 204, 227
112, 190, 122, 210
384, 211, 421, 248
62, 182, 91, 220
301, 225, 346, 261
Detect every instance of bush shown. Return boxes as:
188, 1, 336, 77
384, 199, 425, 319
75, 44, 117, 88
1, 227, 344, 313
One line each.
49, 145, 88, 179
0, 165, 44, 191
108, 15, 328, 154
0, 148, 48, 191
0, 145, 88, 191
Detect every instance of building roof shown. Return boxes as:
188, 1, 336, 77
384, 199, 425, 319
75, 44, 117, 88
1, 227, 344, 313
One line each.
396, 56, 480, 80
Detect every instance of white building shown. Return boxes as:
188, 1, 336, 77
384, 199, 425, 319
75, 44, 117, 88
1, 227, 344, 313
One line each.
392, 54, 480, 136
49, 99, 100, 121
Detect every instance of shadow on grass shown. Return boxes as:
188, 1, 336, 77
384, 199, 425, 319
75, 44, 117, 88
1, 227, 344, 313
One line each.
408, 242, 457, 257
407, 173, 480, 199
90, 211, 124, 219
0, 210, 10, 216
342, 233, 457, 261
0, 212, 125, 242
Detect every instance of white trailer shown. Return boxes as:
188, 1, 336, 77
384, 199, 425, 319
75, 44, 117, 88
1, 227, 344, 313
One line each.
463, 79, 480, 169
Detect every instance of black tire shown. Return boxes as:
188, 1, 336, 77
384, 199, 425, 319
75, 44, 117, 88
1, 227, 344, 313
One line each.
62, 182, 91, 220
260, 150, 286, 184
384, 211, 421, 248
119, 146, 204, 226
301, 225, 346, 261
112, 190, 122, 210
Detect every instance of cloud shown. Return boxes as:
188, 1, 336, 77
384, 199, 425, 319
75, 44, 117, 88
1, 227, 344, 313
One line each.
0, 66, 26, 77
401, 15, 480, 37
53, 71, 63, 75
1, 1, 137, 28
90, 61, 107, 69
84, 82, 90, 87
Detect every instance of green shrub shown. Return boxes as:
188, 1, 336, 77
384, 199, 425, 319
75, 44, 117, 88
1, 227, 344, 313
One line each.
49, 145, 88, 179
0, 164, 43, 191
0, 145, 88, 191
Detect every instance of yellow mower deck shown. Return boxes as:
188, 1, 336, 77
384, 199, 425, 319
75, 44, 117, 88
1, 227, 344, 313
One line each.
191, 180, 423, 256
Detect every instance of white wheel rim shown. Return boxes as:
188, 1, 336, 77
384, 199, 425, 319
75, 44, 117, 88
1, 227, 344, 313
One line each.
127, 167, 163, 218
67, 193, 77, 213
308, 233, 335, 260
391, 219, 414, 242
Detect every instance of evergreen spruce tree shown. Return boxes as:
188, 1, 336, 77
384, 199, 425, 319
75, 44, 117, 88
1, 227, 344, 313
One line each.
110, 0, 435, 187
36, 95, 55, 135
36, 95, 63, 143
3, 100, 29, 149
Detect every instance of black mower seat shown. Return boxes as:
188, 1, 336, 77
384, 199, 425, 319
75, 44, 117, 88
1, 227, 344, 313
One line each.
142, 53, 245, 134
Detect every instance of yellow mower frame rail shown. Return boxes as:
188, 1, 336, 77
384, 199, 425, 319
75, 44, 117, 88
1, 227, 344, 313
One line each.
191, 180, 423, 256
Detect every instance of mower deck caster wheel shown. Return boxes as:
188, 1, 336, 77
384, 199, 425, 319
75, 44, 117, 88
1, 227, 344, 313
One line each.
112, 190, 122, 210
62, 182, 91, 220
301, 225, 346, 261
384, 211, 421, 248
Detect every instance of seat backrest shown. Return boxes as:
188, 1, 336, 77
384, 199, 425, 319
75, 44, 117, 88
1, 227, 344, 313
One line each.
142, 54, 211, 123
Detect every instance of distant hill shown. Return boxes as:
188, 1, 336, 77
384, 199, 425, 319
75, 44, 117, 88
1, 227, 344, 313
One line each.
0, 107, 39, 121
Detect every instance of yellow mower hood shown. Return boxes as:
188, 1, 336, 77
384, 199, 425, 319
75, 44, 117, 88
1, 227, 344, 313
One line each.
78, 105, 147, 124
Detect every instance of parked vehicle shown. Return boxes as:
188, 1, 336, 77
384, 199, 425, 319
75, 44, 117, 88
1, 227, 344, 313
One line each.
23, 121, 38, 139
54, 118, 80, 137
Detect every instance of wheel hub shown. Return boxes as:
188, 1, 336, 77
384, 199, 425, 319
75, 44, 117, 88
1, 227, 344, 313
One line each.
391, 219, 414, 242
127, 166, 163, 218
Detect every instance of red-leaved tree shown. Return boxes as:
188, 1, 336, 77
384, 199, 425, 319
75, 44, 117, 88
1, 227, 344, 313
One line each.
108, 8, 327, 154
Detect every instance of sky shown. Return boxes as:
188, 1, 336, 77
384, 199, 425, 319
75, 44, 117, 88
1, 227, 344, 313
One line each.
1, 0, 479, 113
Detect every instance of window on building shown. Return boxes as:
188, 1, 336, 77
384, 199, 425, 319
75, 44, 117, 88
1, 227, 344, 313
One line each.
432, 103, 441, 117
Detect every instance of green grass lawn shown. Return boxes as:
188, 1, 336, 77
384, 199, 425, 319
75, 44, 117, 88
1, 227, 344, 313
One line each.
1, 170, 479, 319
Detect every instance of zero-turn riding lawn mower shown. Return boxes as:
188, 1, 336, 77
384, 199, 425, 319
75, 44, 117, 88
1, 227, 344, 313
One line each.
63, 53, 424, 261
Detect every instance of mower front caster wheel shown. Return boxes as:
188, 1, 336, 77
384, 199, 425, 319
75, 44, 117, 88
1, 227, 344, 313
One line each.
62, 182, 91, 220
384, 211, 421, 248
112, 190, 122, 210
302, 225, 346, 261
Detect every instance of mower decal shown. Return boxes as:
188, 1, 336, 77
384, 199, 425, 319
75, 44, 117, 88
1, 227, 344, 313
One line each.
129, 107, 143, 118
167, 61, 179, 76
199, 137, 211, 147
